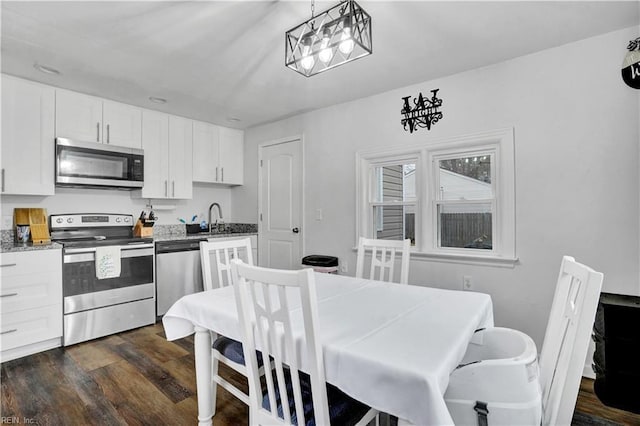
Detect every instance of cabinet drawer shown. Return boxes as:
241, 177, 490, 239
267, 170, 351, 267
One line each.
0, 271, 63, 313
0, 304, 62, 351
0, 249, 62, 278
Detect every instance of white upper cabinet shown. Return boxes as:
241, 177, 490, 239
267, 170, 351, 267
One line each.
219, 127, 243, 185
140, 110, 169, 199
102, 100, 142, 148
192, 120, 220, 182
168, 115, 193, 199
139, 110, 192, 199
193, 120, 243, 185
56, 89, 142, 148
1, 75, 55, 195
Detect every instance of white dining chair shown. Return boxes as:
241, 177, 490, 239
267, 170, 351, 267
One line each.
199, 237, 256, 412
230, 259, 379, 426
444, 255, 603, 426
538, 256, 603, 425
355, 237, 411, 284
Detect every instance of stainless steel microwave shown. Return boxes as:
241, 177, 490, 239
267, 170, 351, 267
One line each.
55, 138, 144, 189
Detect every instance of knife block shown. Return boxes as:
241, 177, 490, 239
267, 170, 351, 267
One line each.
134, 219, 154, 237
14, 208, 50, 245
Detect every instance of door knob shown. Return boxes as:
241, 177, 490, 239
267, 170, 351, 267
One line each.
292, 227, 299, 233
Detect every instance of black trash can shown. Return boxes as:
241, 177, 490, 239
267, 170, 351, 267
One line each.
302, 255, 339, 274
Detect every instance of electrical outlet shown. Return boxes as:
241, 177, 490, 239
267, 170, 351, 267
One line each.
340, 260, 348, 274
463, 275, 473, 291
315, 209, 323, 221
1, 216, 13, 230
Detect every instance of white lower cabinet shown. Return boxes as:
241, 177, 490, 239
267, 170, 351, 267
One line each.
0, 249, 63, 362
1, 305, 62, 352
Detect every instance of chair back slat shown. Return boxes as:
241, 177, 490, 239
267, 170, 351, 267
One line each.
539, 256, 603, 426
200, 237, 253, 290
232, 260, 331, 426
356, 236, 411, 284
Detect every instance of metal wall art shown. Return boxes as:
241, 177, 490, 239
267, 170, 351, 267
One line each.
401, 89, 443, 133
622, 37, 640, 89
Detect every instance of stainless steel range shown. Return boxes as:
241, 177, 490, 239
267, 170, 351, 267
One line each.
50, 213, 155, 346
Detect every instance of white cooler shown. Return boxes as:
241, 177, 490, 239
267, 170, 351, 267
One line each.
444, 327, 542, 426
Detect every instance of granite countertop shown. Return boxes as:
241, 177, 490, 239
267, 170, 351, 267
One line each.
153, 232, 257, 242
0, 234, 257, 252
1, 241, 63, 253
0, 224, 258, 253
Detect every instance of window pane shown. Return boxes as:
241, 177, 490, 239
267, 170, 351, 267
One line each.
438, 203, 492, 249
371, 163, 416, 202
438, 155, 492, 200
373, 205, 415, 245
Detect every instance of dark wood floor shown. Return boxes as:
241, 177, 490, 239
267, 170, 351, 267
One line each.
1, 323, 639, 425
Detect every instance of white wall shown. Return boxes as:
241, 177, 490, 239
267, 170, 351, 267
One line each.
233, 27, 640, 348
1, 183, 233, 227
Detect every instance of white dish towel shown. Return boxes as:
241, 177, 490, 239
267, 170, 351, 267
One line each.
95, 246, 121, 279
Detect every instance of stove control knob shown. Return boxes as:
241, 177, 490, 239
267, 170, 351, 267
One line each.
124, 217, 131, 223
56, 218, 63, 224
116, 217, 122, 223
66, 218, 73, 224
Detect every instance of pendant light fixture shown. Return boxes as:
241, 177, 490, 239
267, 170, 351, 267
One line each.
285, 0, 372, 77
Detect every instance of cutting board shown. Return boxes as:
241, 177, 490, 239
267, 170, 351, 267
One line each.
14, 208, 50, 244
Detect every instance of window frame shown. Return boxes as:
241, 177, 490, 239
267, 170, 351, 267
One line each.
430, 148, 497, 255
369, 163, 418, 242
356, 128, 516, 266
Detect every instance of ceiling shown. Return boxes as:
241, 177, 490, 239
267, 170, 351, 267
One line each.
2, 1, 638, 129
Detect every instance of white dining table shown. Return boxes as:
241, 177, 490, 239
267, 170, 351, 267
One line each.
163, 272, 494, 426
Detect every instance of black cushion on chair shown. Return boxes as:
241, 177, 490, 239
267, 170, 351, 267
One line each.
262, 370, 371, 426
212, 336, 263, 366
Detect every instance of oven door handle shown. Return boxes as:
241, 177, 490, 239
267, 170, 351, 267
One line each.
63, 243, 155, 255
64, 246, 154, 263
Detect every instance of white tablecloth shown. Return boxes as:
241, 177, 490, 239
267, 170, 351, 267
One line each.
163, 273, 493, 425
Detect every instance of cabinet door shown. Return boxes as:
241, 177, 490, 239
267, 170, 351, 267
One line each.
55, 89, 103, 142
0, 249, 62, 313
219, 127, 244, 185
192, 120, 220, 183
140, 110, 170, 198
168, 116, 193, 199
1, 75, 55, 195
103, 100, 142, 148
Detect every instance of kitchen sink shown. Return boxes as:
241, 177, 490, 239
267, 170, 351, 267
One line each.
185, 224, 231, 235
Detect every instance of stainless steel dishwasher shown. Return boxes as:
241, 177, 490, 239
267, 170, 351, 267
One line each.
155, 239, 204, 317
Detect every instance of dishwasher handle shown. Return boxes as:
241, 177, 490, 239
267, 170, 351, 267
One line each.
156, 240, 203, 253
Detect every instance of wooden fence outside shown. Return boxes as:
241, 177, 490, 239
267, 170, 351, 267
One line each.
440, 212, 492, 248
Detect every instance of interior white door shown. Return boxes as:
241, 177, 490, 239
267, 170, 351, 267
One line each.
259, 138, 302, 269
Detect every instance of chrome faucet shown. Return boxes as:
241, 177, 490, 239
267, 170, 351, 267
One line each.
208, 202, 223, 233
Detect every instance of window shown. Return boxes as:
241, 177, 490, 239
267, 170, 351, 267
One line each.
434, 152, 494, 250
370, 161, 417, 244
356, 128, 515, 265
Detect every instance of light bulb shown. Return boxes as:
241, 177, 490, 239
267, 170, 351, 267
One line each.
339, 22, 354, 55
301, 55, 315, 70
318, 28, 333, 63
300, 37, 315, 70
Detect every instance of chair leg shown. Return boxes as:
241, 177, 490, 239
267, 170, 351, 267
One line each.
211, 355, 219, 416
